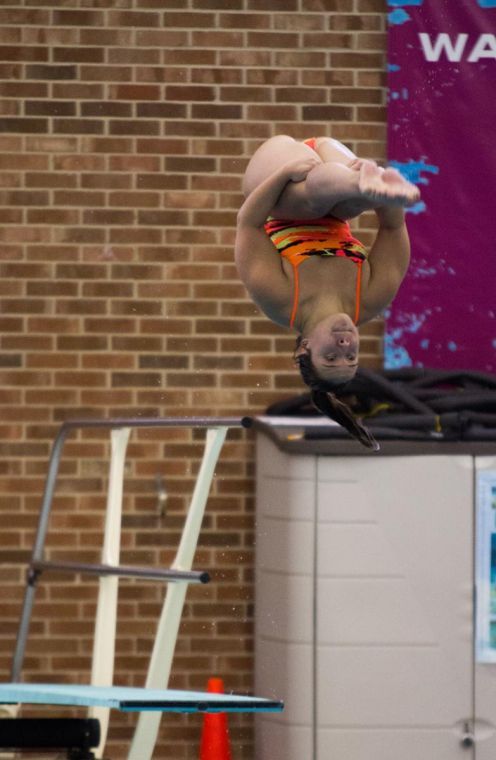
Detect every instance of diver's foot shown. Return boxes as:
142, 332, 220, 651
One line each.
358, 161, 420, 207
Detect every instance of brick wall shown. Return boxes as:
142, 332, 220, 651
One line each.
0, 1, 387, 757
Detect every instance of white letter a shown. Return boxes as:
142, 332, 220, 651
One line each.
468, 34, 496, 62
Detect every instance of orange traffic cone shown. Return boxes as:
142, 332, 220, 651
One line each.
199, 677, 233, 760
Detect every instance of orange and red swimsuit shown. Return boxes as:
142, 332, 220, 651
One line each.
264, 138, 368, 329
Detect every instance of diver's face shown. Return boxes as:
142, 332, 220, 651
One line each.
305, 314, 359, 384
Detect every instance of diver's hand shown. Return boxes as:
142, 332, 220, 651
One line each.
284, 157, 320, 183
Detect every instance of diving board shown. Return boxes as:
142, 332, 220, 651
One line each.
0, 683, 283, 714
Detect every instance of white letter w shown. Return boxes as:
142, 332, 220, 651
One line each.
419, 33, 468, 62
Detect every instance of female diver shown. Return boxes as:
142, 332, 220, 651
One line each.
235, 135, 420, 449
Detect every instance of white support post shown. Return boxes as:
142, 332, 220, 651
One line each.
127, 426, 228, 760
89, 426, 131, 758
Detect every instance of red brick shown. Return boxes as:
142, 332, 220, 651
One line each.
222, 12, 270, 29
108, 155, 160, 172
0, 118, 48, 134
136, 138, 189, 154
25, 172, 77, 188
191, 68, 242, 85
357, 105, 387, 121
27, 209, 79, 225
108, 191, 160, 208
53, 190, 105, 207
140, 318, 192, 335
137, 282, 190, 298
166, 85, 216, 102
53, 119, 104, 135
302, 105, 354, 121
107, 10, 161, 27
221, 86, 272, 104
111, 299, 161, 316
357, 70, 387, 87
138, 210, 189, 226
112, 336, 162, 352
135, 29, 189, 46
111, 371, 162, 388
330, 51, 385, 68
0, 46, 48, 62
165, 156, 216, 173
0, 209, 22, 223
25, 64, 77, 80
110, 84, 161, 101
0, 29, 21, 44
0, 81, 47, 99
191, 104, 242, 121
53, 47, 105, 63
109, 119, 160, 136
163, 49, 216, 66
80, 102, 132, 118
246, 104, 297, 121
0, 100, 20, 117
136, 103, 187, 118
275, 50, 327, 67
0, 171, 21, 189
55, 227, 106, 244
0, 9, 50, 25
81, 65, 133, 82
52, 10, 105, 26
108, 48, 161, 65
53, 155, 105, 172
276, 86, 327, 104
53, 83, 104, 99
26, 137, 79, 154
246, 69, 297, 86
80, 29, 133, 46
191, 31, 244, 47
0, 136, 22, 151
302, 0, 353, 8
0, 226, 52, 243
303, 31, 354, 47
109, 228, 162, 244
81, 173, 131, 190
192, 0, 244, 7
135, 66, 186, 84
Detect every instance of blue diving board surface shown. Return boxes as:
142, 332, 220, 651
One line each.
0, 683, 283, 713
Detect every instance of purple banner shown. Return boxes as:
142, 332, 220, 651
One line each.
386, 0, 496, 371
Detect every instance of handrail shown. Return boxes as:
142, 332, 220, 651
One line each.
12, 417, 251, 682
31, 560, 210, 585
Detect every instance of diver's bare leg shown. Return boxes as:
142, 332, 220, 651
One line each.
242, 135, 419, 221
305, 160, 420, 219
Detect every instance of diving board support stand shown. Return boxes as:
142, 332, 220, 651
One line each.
6, 417, 267, 760
89, 426, 131, 757
128, 425, 228, 760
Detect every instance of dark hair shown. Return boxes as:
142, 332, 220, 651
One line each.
294, 336, 379, 451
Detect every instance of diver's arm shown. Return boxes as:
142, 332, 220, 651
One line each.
237, 157, 319, 229
235, 158, 319, 308
364, 206, 411, 312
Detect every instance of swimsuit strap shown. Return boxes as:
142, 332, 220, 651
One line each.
353, 259, 363, 325
289, 263, 300, 329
